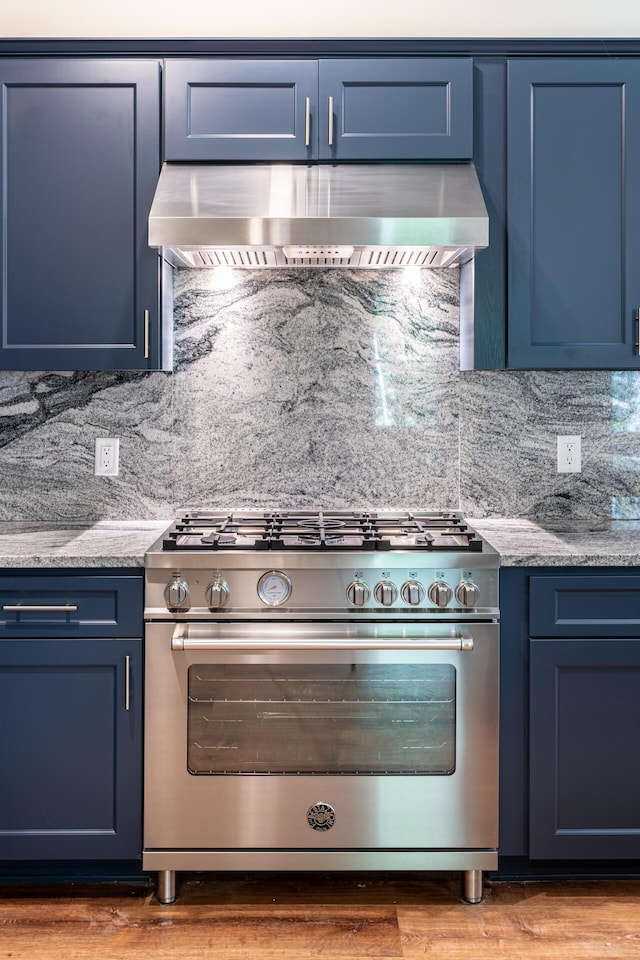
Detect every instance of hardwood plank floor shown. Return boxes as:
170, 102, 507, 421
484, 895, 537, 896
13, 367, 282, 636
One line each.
1, 873, 640, 960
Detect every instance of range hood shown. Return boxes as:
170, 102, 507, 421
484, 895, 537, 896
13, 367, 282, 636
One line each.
148, 162, 489, 270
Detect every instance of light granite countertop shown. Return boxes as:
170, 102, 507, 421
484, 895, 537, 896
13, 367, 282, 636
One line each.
0, 517, 638, 569
470, 517, 640, 567
0, 521, 170, 568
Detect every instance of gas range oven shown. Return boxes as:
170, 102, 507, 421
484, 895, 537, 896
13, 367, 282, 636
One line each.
144, 510, 499, 905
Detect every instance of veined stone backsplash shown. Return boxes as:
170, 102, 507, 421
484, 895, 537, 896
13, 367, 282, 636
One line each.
0, 267, 639, 522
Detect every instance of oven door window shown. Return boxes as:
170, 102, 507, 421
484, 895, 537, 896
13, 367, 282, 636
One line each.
187, 663, 456, 775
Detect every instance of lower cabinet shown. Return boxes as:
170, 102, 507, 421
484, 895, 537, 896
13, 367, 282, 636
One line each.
529, 636, 640, 859
0, 571, 143, 862
0, 638, 142, 860
500, 568, 640, 866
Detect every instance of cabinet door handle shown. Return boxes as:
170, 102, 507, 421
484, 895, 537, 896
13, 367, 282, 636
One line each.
328, 96, 334, 146
125, 655, 131, 711
144, 309, 150, 360
635, 309, 640, 355
3, 604, 78, 612
304, 96, 310, 147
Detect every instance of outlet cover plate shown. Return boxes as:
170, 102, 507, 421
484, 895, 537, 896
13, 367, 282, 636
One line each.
557, 435, 581, 473
95, 438, 119, 476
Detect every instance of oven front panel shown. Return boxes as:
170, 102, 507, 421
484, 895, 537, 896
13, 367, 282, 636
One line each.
144, 621, 498, 852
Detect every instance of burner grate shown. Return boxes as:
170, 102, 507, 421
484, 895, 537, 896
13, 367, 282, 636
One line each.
160, 511, 482, 552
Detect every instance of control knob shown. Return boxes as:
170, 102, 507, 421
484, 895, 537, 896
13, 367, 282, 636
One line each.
206, 579, 230, 608
346, 580, 370, 607
428, 580, 452, 608
374, 580, 398, 606
455, 580, 480, 608
401, 580, 426, 606
164, 575, 190, 609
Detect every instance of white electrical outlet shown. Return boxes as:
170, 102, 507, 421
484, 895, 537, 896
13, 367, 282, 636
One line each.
557, 435, 581, 473
95, 438, 120, 477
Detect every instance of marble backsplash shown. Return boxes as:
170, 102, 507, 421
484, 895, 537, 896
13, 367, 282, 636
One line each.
0, 267, 639, 522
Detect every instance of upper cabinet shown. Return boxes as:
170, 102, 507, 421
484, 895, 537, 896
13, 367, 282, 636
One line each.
164, 59, 317, 161
507, 59, 640, 369
163, 58, 473, 161
0, 59, 164, 371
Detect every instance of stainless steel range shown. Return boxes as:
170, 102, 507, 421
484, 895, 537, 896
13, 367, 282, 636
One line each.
143, 511, 499, 904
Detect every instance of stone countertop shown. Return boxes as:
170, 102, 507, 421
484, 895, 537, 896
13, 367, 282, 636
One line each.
0, 517, 639, 569
0, 521, 170, 568
470, 517, 640, 567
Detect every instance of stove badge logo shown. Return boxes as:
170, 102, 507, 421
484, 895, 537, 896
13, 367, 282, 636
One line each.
307, 802, 336, 832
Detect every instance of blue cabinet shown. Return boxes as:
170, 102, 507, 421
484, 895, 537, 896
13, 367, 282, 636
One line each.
317, 59, 472, 160
499, 568, 640, 864
530, 635, 640, 859
507, 60, 640, 369
163, 58, 473, 161
0, 60, 163, 371
0, 573, 143, 861
0, 573, 143, 639
164, 59, 317, 161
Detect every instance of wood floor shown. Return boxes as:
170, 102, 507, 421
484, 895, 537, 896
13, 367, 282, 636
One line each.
1, 872, 640, 959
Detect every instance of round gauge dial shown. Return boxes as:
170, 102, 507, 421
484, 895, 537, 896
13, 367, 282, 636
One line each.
257, 570, 292, 607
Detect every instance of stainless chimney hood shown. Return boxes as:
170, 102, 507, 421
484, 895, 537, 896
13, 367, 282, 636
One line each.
148, 162, 489, 270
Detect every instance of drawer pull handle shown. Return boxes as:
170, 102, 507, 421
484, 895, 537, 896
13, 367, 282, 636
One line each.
125, 655, 131, 711
304, 96, 310, 147
3, 604, 78, 612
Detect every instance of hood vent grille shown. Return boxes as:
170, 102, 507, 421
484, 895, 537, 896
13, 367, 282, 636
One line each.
176, 249, 280, 268
169, 245, 473, 270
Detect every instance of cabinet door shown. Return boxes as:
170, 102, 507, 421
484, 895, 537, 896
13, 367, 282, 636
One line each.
164, 59, 318, 160
0, 639, 142, 859
508, 59, 640, 369
0, 60, 161, 371
529, 637, 640, 858
318, 58, 472, 160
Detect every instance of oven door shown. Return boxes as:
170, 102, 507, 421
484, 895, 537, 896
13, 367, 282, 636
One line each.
144, 620, 498, 852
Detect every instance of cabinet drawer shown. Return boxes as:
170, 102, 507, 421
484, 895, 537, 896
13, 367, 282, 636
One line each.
529, 575, 640, 637
0, 575, 142, 638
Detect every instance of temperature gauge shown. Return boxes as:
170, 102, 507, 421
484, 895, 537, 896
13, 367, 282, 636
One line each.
257, 570, 292, 606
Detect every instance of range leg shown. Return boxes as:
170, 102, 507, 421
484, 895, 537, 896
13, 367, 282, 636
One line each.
156, 870, 177, 904
462, 869, 483, 904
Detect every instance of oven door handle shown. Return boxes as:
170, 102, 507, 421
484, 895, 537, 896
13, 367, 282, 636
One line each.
170, 626, 474, 652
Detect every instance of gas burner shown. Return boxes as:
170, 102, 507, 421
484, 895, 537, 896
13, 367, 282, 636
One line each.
294, 517, 348, 529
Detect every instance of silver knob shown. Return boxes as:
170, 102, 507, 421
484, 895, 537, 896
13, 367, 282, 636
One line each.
164, 576, 189, 609
374, 580, 398, 606
346, 580, 370, 607
428, 580, 452, 608
455, 581, 480, 608
401, 580, 426, 606
206, 580, 230, 608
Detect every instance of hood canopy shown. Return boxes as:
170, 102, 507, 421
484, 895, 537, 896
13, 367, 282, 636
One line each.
148, 162, 489, 269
